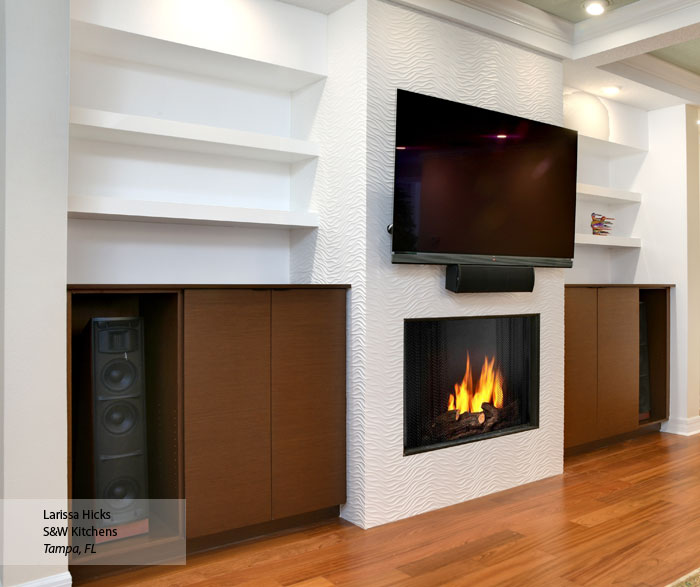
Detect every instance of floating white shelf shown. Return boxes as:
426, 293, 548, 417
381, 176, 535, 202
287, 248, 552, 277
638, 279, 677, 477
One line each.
574, 233, 641, 248
71, 20, 327, 93
576, 183, 642, 204
68, 196, 320, 230
578, 135, 647, 158
70, 107, 320, 164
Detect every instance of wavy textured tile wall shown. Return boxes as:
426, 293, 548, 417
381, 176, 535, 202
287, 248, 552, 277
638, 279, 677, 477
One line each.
360, 0, 565, 528
293, 0, 567, 529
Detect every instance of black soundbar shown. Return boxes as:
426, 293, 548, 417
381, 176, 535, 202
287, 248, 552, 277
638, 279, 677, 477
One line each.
445, 265, 535, 293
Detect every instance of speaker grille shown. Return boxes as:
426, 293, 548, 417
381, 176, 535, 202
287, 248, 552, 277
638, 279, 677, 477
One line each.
101, 359, 138, 393
103, 402, 138, 435
91, 317, 149, 525
103, 476, 140, 507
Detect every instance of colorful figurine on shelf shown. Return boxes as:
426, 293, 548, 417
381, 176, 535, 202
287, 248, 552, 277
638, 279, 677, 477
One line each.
591, 212, 614, 236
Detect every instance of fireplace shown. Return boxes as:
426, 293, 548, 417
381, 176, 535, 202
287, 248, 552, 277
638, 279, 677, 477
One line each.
404, 314, 539, 454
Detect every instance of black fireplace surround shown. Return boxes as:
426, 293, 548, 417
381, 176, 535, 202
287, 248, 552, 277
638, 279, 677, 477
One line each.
404, 314, 540, 455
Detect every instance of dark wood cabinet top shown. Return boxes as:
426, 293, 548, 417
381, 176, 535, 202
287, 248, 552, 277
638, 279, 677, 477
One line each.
565, 284, 674, 289
69, 283, 351, 292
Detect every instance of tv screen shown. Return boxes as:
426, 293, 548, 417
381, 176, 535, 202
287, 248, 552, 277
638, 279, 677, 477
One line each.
391, 90, 578, 267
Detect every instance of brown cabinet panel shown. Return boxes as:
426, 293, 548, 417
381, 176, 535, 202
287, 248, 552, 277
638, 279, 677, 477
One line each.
597, 288, 639, 438
271, 289, 346, 519
564, 288, 599, 449
184, 289, 272, 537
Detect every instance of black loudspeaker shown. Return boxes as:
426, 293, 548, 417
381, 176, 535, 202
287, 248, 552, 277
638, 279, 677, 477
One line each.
445, 265, 535, 293
77, 317, 149, 526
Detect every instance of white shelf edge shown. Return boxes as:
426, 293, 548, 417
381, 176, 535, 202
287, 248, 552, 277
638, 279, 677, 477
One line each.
70, 107, 320, 163
578, 134, 647, 158
574, 233, 641, 248
68, 196, 320, 230
70, 20, 327, 93
576, 183, 642, 204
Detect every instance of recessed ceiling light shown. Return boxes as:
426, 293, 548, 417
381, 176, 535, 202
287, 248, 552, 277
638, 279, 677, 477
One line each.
583, 0, 609, 16
601, 86, 621, 96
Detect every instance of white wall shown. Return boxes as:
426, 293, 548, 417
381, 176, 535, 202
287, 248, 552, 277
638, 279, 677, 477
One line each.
566, 98, 647, 285
1, 1, 70, 585
68, 0, 329, 286
68, 219, 292, 284
604, 97, 649, 150
290, 0, 369, 524
70, 0, 327, 75
70, 52, 295, 137
0, 0, 6, 573
686, 105, 700, 421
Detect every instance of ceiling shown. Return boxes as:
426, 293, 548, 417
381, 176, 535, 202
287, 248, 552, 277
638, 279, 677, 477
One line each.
515, 0, 700, 109
518, 0, 642, 23
279, 0, 353, 13
651, 39, 700, 77
563, 61, 686, 110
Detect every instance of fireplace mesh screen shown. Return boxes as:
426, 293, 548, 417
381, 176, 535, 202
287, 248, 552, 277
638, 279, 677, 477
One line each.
404, 314, 539, 454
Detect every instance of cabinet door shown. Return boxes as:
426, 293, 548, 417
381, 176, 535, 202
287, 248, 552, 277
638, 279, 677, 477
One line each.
565, 288, 599, 448
271, 289, 346, 519
184, 289, 271, 537
597, 288, 639, 439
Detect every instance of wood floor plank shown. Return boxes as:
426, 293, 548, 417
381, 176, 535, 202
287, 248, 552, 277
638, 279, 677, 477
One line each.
325, 567, 411, 586
288, 578, 335, 587
397, 529, 522, 577
81, 432, 700, 587
571, 496, 666, 527
442, 548, 557, 587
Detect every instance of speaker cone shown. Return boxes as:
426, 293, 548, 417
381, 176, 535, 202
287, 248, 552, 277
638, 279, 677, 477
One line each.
101, 359, 137, 392
103, 402, 137, 435
103, 477, 139, 509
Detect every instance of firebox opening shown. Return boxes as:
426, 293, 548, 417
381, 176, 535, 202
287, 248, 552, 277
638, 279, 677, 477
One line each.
404, 314, 540, 455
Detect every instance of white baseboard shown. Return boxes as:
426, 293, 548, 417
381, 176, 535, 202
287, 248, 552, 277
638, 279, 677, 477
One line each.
15, 572, 72, 587
662, 416, 700, 436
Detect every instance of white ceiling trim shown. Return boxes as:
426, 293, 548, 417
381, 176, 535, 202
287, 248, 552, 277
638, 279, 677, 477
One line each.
573, 1, 700, 63
455, 0, 573, 44
575, 0, 700, 43
390, 0, 574, 58
278, 0, 354, 14
602, 53, 700, 103
563, 60, 686, 110
390, 0, 700, 65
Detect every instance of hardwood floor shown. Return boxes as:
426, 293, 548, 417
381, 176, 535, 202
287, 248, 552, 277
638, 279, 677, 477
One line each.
83, 432, 700, 587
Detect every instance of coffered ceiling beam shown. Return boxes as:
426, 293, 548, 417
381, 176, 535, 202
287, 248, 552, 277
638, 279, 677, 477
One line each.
573, 0, 700, 64
601, 54, 700, 103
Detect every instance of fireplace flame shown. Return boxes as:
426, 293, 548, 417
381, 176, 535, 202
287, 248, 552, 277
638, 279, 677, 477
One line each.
448, 353, 504, 417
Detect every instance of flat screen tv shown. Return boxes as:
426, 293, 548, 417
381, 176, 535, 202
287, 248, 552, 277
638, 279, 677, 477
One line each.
391, 90, 578, 268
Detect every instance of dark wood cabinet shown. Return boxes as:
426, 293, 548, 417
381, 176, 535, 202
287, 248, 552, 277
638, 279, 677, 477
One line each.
182, 287, 348, 535
597, 288, 639, 439
271, 289, 346, 519
184, 289, 272, 538
68, 284, 348, 578
564, 287, 598, 448
565, 285, 670, 451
